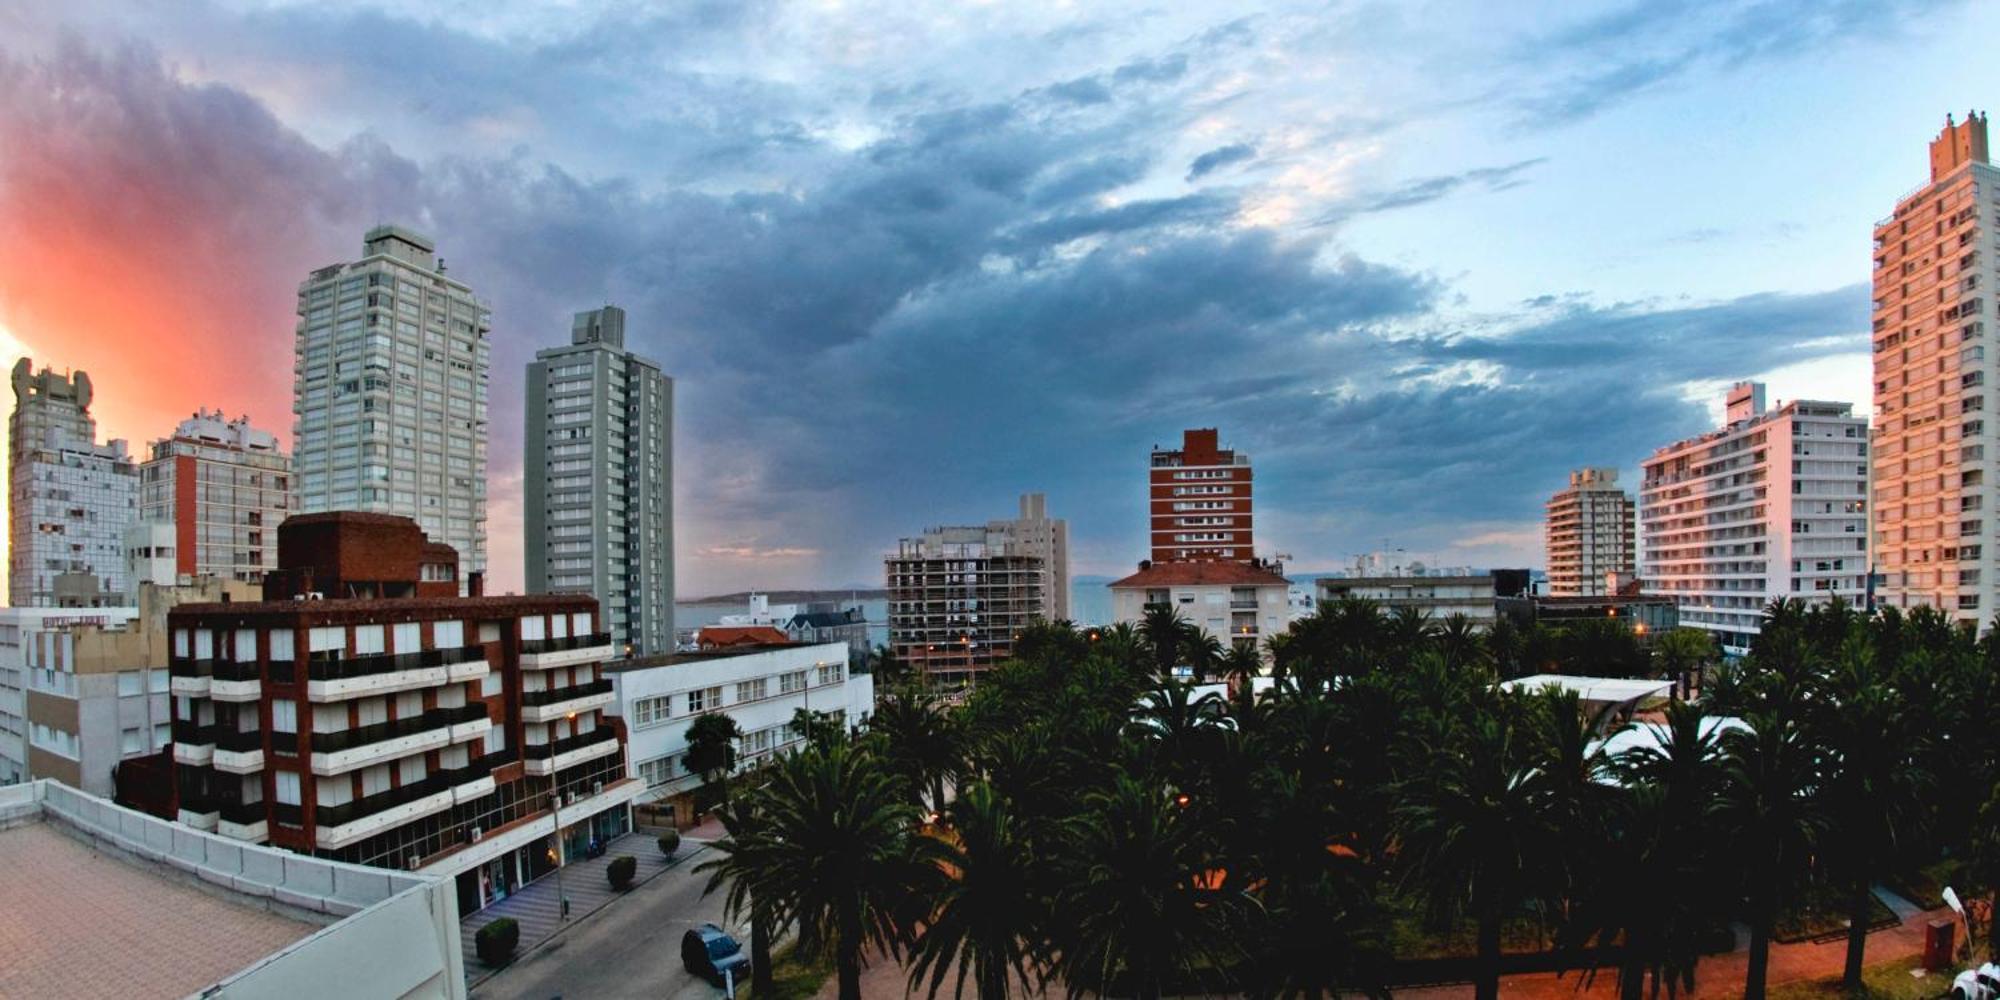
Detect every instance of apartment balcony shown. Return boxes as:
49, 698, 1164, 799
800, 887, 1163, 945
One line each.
216, 800, 268, 843
212, 729, 265, 775
313, 774, 454, 851
169, 657, 212, 698
210, 659, 262, 703
519, 633, 614, 670
308, 704, 486, 777
171, 721, 222, 766
520, 678, 614, 723
304, 645, 488, 702
178, 803, 220, 831
522, 727, 621, 776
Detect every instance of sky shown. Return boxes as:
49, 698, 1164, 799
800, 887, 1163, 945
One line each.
0, 0, 1995, 597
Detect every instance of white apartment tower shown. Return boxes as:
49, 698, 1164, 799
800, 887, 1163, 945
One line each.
291, 226, 489, 586
524, 305, 675, 656
1545, 467, 1635, 597
138, 409, 292, 586
1640, 382, 1869, 655
8, 360, 137, 607
1873, 112, 2000, 623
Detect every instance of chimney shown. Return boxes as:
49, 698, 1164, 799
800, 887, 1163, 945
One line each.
467, 571, 485, 598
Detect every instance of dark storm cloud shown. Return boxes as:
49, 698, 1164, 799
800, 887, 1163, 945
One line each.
1185, 143, 1255, 181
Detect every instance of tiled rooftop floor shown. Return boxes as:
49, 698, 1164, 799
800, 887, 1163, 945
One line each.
0, 821, 316, 999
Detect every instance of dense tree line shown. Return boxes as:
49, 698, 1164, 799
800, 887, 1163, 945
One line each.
695, 597, 2000, 1000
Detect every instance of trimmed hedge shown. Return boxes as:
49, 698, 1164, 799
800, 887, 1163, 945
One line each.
475, 917, 519, 966
658, 829, 681, 857
608, 854, 637, 890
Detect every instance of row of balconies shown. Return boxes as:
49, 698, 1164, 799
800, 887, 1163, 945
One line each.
522, 727, 620, 776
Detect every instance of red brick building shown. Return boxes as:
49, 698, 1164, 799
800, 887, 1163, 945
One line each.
1150, 429, 1254, 563
167, 512, 639, 917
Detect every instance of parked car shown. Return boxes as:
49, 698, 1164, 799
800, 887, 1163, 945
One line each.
681, 922, 751, 986
1954, 962, 2000, 1000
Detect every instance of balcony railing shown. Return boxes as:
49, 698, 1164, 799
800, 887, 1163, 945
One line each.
520, 633, 611, 655
522, 726, 618, 761
219, 800, 266, 826
215, 728, 263, 753
309, 704, 484, 754
169, 657, 215, 679
521, 678, 612, 707
314, 772, 453, 829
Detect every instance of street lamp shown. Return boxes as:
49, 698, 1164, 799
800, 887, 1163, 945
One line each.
550, 710, 579, 920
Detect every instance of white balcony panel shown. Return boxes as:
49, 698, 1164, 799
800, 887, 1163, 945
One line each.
212, 748, 265, 774
310, 727, 452, 777
170, 676, 210, 698
178, 807, 218, 831
452, 775, 496, 804
522, 736, 620, 776
217, 817, 268, 843
519, 643, 614, 671
313, 789, 455, 850
306, 666, 449, 703
449, 716, 493, 744
520, 690, 614, 724
446, 657, 491, 682
209, 679, 262, 703
173, 742, 213, 767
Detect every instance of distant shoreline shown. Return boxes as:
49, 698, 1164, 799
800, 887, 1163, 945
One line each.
678, 589, 889, 605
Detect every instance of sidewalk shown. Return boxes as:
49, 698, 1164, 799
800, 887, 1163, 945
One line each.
460, 830, 710, 986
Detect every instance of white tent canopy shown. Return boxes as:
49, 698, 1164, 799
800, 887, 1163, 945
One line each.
1501, 674, 1674, 720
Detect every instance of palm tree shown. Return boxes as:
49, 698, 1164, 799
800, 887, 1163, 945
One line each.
1714, 713, 1823, 1000
698, 791, 780, 996
1221, 642, 1262, 719
871, 681, 961, 813
1394, 699, 1550, 1000
694, 742, 940, 1000
908, 782, 1046, 999
1050, 773, 1241, 999
1128, 680, 1228, 794
1436, 613, 1486, 672
1652, 628, 1714, 700
1181, 631, 1227, 682
1140, 605, 1192, 679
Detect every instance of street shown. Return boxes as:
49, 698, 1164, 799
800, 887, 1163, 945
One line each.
472, 844, 748, 1000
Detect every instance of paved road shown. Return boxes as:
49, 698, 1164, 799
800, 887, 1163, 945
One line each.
472, 844, 750, 1000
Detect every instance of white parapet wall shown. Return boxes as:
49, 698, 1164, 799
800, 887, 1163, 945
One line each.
5, 779, 467, 999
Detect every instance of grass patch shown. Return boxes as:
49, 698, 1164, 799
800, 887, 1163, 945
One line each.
1775, 887, 1900, 944
743, 942, 836, 1000
1381, 898, 1551, 960
1765, 954, 1949, 1000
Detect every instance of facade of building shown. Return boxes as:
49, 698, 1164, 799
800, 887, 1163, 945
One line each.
1317, 570, 1531, 624
0, 579, 259, 795
1149, 429, 1253, 563
165, 512, 641, 920
1004, 493, 1070, 621
524, 305, 674, 656
9, 359, 138, 607
1873, 112, 2000, 623
292, 226, 490, 587
886, 523, 1048, 687
138, 409, 291, 587
607, 642, 872, 828
1641, 382, 1869, 655
1108, 560, 1290, 653
1545, 467, 1635, 597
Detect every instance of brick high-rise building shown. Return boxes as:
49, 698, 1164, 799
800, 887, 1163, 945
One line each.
1873, 111, 1999, 622
291, 226, 489, 589
166, 511, 638, 918
138, 409, 292, 587
1545, 467, 1635, 597
8, 359, 136, 607
1149, 429, 1253, 563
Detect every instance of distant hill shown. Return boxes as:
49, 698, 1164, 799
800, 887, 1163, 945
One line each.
679, 588, 887, 605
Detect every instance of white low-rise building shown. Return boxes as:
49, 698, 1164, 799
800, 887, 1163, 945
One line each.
606, 641, 873, 828
1108, 560, 1290, 655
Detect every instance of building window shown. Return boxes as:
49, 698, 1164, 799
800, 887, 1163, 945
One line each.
632, 694, 672, 726
736, 679, 767, 703
779, 671, 806, 694
687, 686, 721, 713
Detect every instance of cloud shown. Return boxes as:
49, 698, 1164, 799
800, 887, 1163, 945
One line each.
1185, 142, 1255, 181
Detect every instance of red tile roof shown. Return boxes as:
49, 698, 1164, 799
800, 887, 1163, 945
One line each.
696, 625, 794, 649
1108, 562, 1290, 588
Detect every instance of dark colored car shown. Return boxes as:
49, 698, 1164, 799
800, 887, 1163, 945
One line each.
681, 922, 751, 986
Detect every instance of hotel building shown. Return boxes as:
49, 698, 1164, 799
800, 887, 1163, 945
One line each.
291, 226, 490, 587
8, 360, 138, 607
1873, 111, 2000, 622
525, 305, 675, 656
1150, 429, 1253, 563
1640, 382, 1869, 655
139, 409, 292, 586
166, 512, 639, 918
1545, 467, 1636, 597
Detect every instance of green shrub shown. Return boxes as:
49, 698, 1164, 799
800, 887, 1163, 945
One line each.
475, 917, 519, 966
607, 854, 637, 890
657, 829, 681, 857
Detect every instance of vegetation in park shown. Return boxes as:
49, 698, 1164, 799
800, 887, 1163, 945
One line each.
697, 596, 1999, 999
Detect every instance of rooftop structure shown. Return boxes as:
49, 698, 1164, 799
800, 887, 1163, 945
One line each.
0, 779, 464, 999
1318, 570, 1532, 624
1149, 429, 1254, 564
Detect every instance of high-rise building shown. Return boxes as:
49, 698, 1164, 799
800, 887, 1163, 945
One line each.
8, 359, 137, 607
524, 306, 674, 656
1001, 493, 1069, 621
1873, 111, 1998, 622
1545, 467, 1636, 597
885, 512, 1054, 687
138, 409, 291, 587
291, 226, 489, 587
1640, 382, 1869, 655
1150, 428, 1253, 563
165, 511, 639, 917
